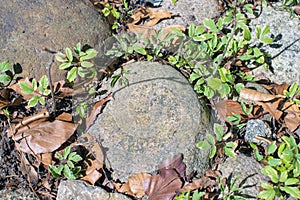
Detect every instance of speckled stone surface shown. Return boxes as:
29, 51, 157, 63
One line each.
88, 61, 212, 181
57, 180, 131, 200
0, 188, 37, 200
0, 0, 110, 81
245, 119, 272, 146
250, 4, 300, 84
217, 153, 269, 199
152, 0, 219, 29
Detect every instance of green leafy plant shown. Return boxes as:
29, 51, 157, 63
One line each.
175, 190, 205, 200
0, 61, 12, 88
218, 176, 248, 200
197, 123, 237, 158
283, 82, 300, 106
49, 146, 83, 180
19, 75, 51, 107
225, 102, 253, 129
56, 43, 98, 83
255, 136, 300, 199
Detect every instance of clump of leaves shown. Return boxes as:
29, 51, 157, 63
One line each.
0, 61, 13, 88
19, 75, 51, 107
252, 136, 300, 199
283, 82, 300, 107
217, 176, 248, 200
225, 102, 253, 129
197, 123, 237, 159
55, 43, 98, 83
49, 146, 83, 180
175, 190, 205, 200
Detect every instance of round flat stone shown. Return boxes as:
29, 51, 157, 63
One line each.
89, 61, 211, 181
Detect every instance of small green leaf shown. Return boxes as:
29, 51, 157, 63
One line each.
63, 164, 76, 179
255, 26, 261, 39
209, 145, 217, 158
197, 140, 211, 151
284, 178, 299, 185
133, 44, 147, 55
70, 154, 82, 162
203, 19, 218, 33
39, 75, 49, 89
207, 134, 216, 145
49, 165, 63, 178
39, 96, 45, 105
81, 61, 94, 68
0, 61, 10, 72
279, 171, 288, 182
258, 188, 276, 200
65, 48, 73, 62
0, 74, 11, 83
262, 26, 270, 36
267, 141, 277, 155
56, 152, 64, 160
28, 95, 39, 107
80, 49, 98, 61
67, 160, 75, 168
20, 82, 34, 94
279, 186, 300, 199
67, 67, 77, 82
55, 54, 67, 62
207, 78, 222, 90
243, 28, 251, 41
63, 146, 71, 160
224, 146, 236, 158
74, 43, 81, 54
260, 37, 273, 44
195, 25, 205, 35
261, 166, 279, 183
58, 62, 72, 70
214, 123, 224, 142
189, 23, 195, 37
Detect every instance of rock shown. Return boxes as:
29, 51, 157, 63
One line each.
89, 61, 212, 181
250, 4, 300, 84
245, 119, 272, 146
217, 153, 269, 199
0, 0, 110, 81
152, 0, 219, 29
57, 180, 131, 200
0, 188, 37, 200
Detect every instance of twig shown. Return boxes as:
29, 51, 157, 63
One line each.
43, 47, 57, 115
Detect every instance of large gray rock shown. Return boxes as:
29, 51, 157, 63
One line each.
0, 0, 110, 81
89, 61, 212, 181
217, 154, 269, 199
251, 4, 300, 84
57, 180, 131, 200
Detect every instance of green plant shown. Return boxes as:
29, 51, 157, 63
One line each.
175, 190, 205, 200
218, 176, 248, 200
0, 61, 13, 88
283, 82, 300, 106
19, 75, 51, 107
225, 102, 253, 129
197, 123, 237, 158
55, 43, 98, 83
255, 136, 300, 199
49, 146, 83, 180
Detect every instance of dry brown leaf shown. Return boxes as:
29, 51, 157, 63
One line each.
283, 102, 300, 132
81, 159, 102, 185
158, 154, 186, 177
214, 100, 244, 121
263, 83, 290, 95
240, 88, 284, 102
115, 173, 151, 198
180, 176, 216, 192
85, 94, 113, 130
19, 153, 39, 185
36, 152, 53, 166
144, 169, 182, 200
10, 112, 77, 154
256, 99, 283, 120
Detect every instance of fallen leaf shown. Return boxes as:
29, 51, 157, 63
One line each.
263, 83, 290, 95
240, 88, 284, 102
85, 94, 113, 130
10, 111, 77, 154
214, 100, 244, 121
180, 176, 216, 192
158, 154, 186, 177
115, 173, 151, 198
144, 169, 182, 200
283, 102, 300, 132
81, 159, 102, 185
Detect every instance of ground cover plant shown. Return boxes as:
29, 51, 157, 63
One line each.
0, 0, 299, 199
